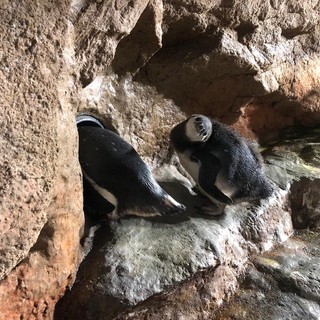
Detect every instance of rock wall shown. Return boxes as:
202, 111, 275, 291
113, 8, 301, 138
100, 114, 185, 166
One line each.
0, 0, 319, 319
0, 1, 83, 319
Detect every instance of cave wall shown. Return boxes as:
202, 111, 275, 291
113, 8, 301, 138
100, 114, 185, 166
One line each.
0, 0, 319, 319
0, 1, 84, 318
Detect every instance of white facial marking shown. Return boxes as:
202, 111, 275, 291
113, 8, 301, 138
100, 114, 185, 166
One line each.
186, 118, 205, 142
185, 116, 212, 142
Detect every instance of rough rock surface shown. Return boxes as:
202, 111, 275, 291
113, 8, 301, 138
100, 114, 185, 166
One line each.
134, 0, 320, 143
0, 0, 319, 319
0, 1, 84, 319
214, 230, 320, 320
54, 130, 320, 320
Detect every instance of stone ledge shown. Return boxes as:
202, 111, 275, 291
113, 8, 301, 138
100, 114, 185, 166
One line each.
54, 129, 320, 320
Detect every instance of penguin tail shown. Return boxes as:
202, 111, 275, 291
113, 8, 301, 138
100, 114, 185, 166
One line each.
232, 173, 274, 202
161, 194, 186, 214
259, 180, 275, 199
239, 177, 275, 201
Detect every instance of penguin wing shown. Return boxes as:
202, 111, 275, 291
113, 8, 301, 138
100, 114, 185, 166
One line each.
192, 151, 233, 204
82, 174, 116, 215
78, 127, 140, 189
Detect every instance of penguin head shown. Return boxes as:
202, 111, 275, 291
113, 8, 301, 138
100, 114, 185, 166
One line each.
185, 114, 212, 142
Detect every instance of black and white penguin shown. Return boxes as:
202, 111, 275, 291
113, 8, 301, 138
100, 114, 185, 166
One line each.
78, 126, 186, 219
170, 114, 274, 214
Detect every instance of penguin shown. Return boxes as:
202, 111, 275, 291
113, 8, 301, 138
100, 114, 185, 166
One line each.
78, 126, 186, 219
170, 114, 274, 214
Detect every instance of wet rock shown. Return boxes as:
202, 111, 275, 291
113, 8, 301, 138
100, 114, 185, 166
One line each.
55, 194, 290, 320
255, 232, 320, 302
214, 230, 320, 320
263, 128, 320, 230
290, 177, 320, 230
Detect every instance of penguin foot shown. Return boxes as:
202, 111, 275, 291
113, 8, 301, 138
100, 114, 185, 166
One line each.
163, 195, 186, 214
165, 202, 186, 214
192, 185, 201, 194
195, 203, 225, 216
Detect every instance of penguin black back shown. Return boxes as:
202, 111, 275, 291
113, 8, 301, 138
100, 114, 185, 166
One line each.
78, 126, 185, 217
200, 120, 273, 200
170, 114, 274, 208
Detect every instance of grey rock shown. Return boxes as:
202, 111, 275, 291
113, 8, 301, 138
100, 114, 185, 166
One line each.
216, 230, 320, 320
55, 130, 320, 320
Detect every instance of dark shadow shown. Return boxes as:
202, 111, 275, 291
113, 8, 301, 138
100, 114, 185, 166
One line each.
81, 178, 223, 226
80, 175, 115, 225
158, 180, 224, 221
290, 177, 320, 230
54, 222, 121, 320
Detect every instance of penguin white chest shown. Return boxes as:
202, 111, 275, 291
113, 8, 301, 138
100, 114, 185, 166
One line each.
177, 151, 200, 183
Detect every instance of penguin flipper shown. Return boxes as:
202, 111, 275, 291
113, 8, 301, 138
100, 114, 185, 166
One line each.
83, 175, 116, 218
200, 178, 233, 204
196, 153, 233, 205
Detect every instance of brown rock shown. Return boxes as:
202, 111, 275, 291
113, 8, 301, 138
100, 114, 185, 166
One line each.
0, 1, 83, 318
134, 0, 320, 141
0, 0, 67, 280
0, 0, 319, 319
112, 0, 164, 75
74, 0, 150, 86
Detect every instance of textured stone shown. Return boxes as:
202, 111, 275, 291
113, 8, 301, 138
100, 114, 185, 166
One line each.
0, 1, 84, 319
73, 0, 150, 86
112, 0, 164, 75
54, 132, 320, 320
55, 188, 290, 320
0, 0, 62, 281
76, 72, 186, 162
135, 0, 320, 141
214, 230, 320, 320
0, 0, 319, 319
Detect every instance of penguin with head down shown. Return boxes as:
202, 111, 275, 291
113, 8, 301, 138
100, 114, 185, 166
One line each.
78, 126, 186, 220
170, 114, 274, 215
